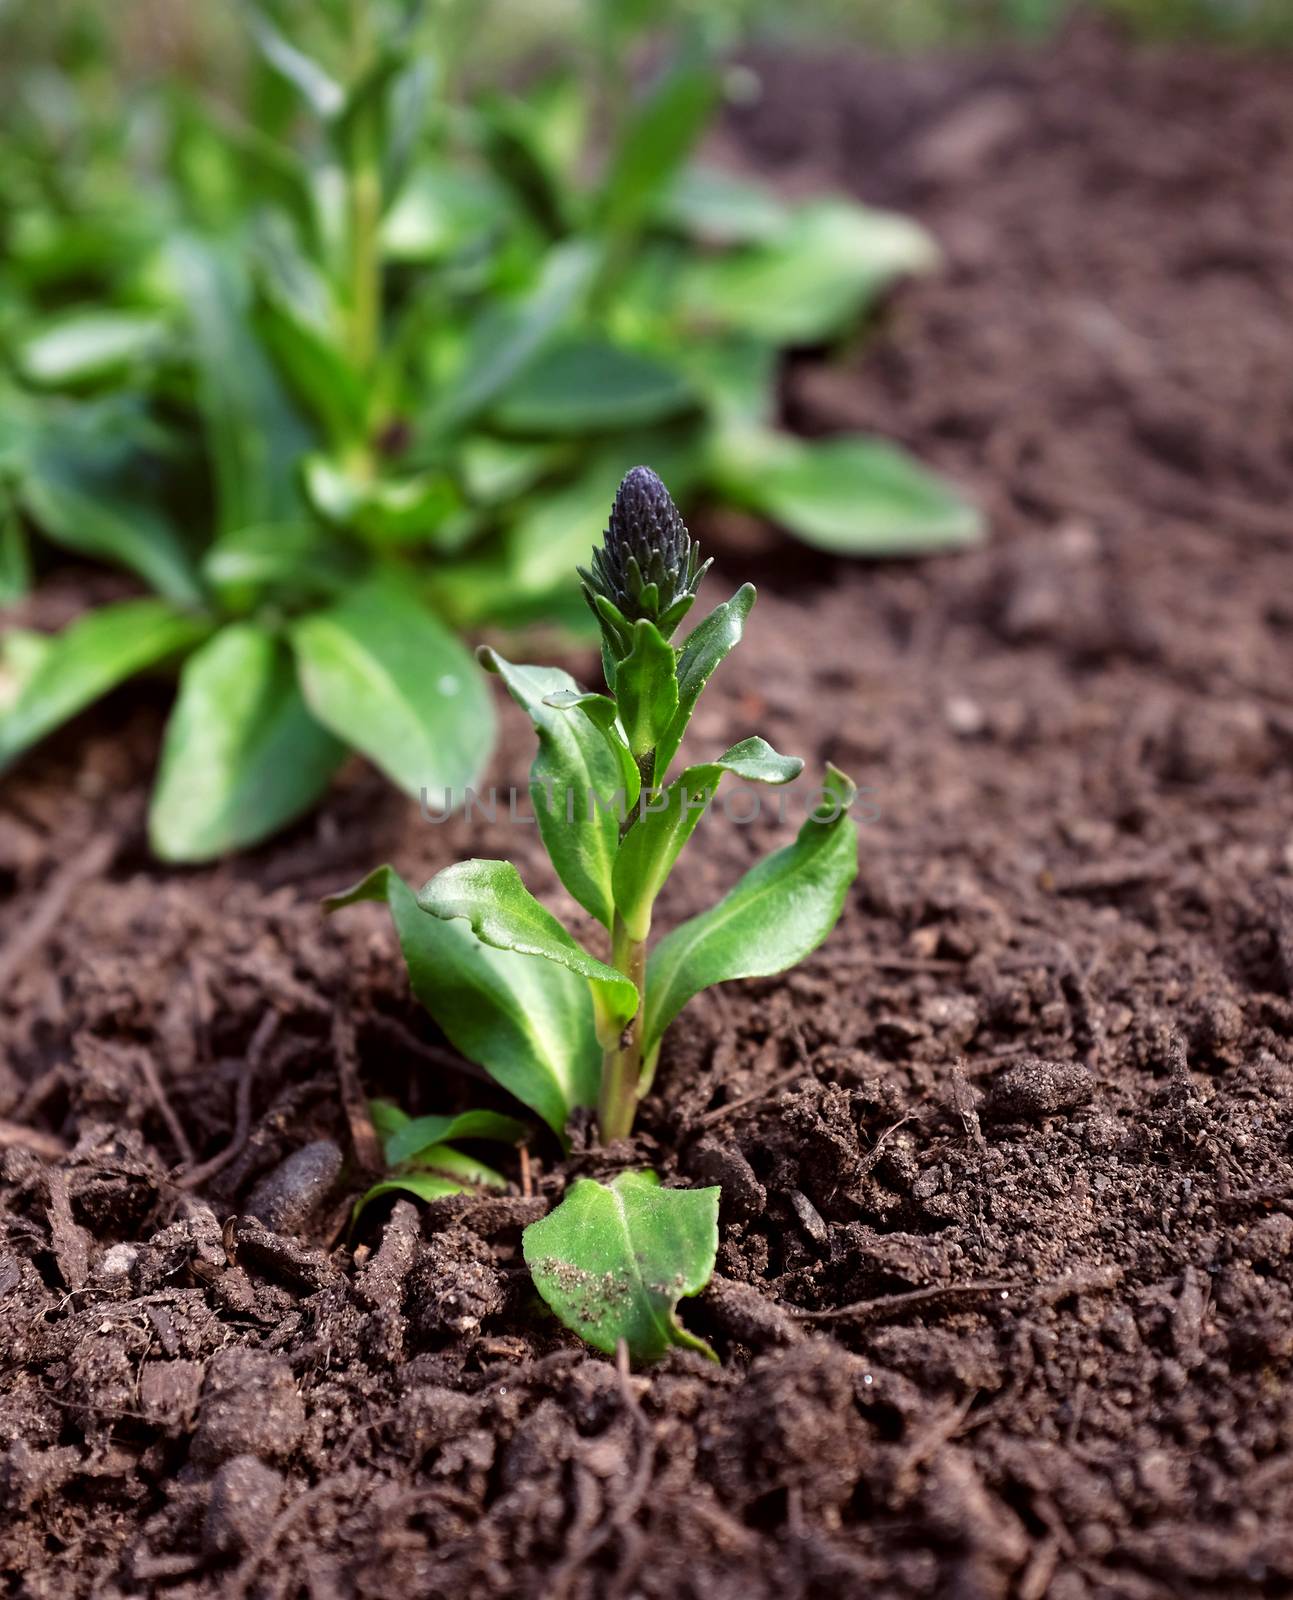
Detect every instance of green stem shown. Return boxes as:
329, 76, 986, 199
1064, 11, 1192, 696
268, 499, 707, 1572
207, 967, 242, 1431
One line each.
347, 0, 381, 384
598, 913, 646, 1143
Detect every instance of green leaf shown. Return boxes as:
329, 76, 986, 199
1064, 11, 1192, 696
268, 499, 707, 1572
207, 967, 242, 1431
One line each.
380, 1108, 529, 1169
615, 619, 678, 762
0, 630, 53, 715
325, 866, 600, 1137
247, 7, 346, 119
679, 199, 939, 344
292, 572, 494, 802
20, 453, 205, 608
643, 765, 859, 1063
355, 1148, 508, 1220
302, 456, 464, 546
670, 335, 777, 428
0, 491, 31, 606
201, 520, 357, 610
254, 293, 366, 449
381, 166, 513, 264
148, 622, 346, 862
715, 430, 983, 555
600, 57, 718, 236
478, 649, 621, 930
613, 736, 803, 941
652, 583, 755, 780
655, 164, 788, 246
492, 336, 697, 436
0, 600, 209, 771
418, 859, 638, 1040
428, 240, 597, 436
523, 1171, 719, 1361
172, 237, 314, 536
541, 689, 640, 811
16, 310, 169, 389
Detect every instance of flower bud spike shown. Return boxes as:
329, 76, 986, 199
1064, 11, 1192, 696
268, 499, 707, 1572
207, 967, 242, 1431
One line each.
579, 466, 707, 657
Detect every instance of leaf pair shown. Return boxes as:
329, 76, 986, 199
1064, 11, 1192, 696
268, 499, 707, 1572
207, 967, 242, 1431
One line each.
356, 1100, 527, 1217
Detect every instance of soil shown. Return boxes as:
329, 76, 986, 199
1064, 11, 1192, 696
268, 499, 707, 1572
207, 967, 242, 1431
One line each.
4, 20, 1293, 1600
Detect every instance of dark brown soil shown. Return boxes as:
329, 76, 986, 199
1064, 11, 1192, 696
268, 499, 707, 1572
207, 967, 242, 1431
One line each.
4, 21, 1293, 1600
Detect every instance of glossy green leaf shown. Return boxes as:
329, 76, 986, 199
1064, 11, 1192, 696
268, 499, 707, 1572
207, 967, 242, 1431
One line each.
355, 1148, 507, 1221
172, 237, 313, 536
615, 619, 678, 761
20, 453, 204, 608
379, 1108, 529, 1169
148, 622, 346, 862
652, 583, 755, 780
418, 859, 638, 1039
679, 199, 939, 344
428, 241, 597, 435
600, 57, 718, 235
716, 430, 983, 555
17, 310, 169, 389
324, 866, 600, 1137
0, 600, 209, 771
523, 1171, 719, 1361
492, 336, 697, 436
613, 737, 803, 941
643, 765, 859, 1063
292, 572, 494, 802
541, 689, 640, 811
479, 649, 621, 929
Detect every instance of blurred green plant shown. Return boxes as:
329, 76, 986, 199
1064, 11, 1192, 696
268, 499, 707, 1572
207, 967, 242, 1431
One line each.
0, 0, 980, 860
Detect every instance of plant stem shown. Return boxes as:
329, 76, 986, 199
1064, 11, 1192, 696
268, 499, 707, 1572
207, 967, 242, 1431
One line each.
347, 0, 381, 385
598, 913, 646, 1143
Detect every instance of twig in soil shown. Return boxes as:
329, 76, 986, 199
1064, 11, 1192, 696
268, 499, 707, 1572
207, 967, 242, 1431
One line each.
333, 1005, 382, 1177
692, 1063, 809, 1127
45, 1168, 90, 1290
857, 1113, 918, 1178
792, 1279, 1019, 1326
133, 1048, 195, 1168
518, 1143, 533, 1199
0, 831, 117, 992
0, 1117, 68, 1162
176, 1011, 277, 1191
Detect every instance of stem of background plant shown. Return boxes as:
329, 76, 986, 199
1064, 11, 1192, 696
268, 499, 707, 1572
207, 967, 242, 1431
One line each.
346, 0, 381, 408
598, 911, 647, 1143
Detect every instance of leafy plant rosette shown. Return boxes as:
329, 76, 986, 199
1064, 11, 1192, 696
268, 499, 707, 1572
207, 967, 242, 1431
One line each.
0, 0, 978, 862
328, 466, 859, 1360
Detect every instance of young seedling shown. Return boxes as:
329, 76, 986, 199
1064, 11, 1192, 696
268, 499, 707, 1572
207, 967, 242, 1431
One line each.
328, 465, 858, 1356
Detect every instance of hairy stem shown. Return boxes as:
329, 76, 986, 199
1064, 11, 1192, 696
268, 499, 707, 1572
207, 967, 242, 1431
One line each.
598, 914, 646, 1143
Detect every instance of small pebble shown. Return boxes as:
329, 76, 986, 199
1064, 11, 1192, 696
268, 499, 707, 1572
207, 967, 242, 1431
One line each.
204, 1455, 285, 1559
244, 1140, 343, 1235
983, 1058, 1094, 1122
192, 1351, 306, 1467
